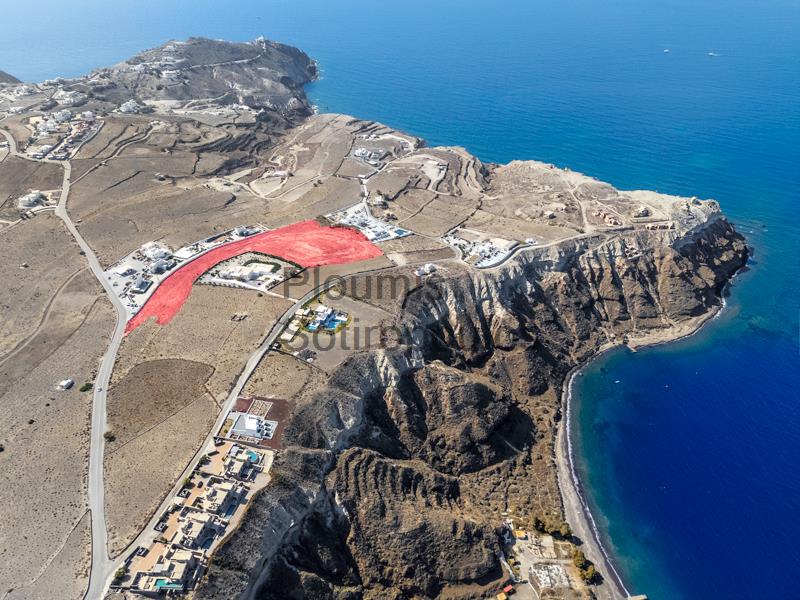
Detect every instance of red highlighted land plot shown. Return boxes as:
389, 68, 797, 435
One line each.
125, 220, 383, 334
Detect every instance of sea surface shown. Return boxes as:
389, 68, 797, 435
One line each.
2, 1, 798, 597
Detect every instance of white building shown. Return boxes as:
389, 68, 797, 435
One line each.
27, 144, 54, 158
131, 546, 201, 593
173, 512, 217, 549
232, 414, 270, 438
53, 109, 72, 122
17, 190, 47, 210
218, 264, 271, 282
414, 263, 437, 277
149, 257, 175, 274
37, 119, 59, 134
52, 89, 83, 106
131, 276, 152, 294
232, 225, 260, 238
203, 480, 244, 514
279, 322, 300, 343
119, 99, 142, 114
140, 242, 172, 261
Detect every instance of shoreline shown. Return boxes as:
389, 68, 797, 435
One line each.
555, 294, 733, 600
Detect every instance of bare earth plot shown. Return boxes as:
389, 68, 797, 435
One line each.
0, 156, 62, 219
0, 257, 113, 598
271, 255, 395, 301
243, 351, 318, 400
104, 286, 293, 554
0, 214, 91, 359
5, 512, 92, 600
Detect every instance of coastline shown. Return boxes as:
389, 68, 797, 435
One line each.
555, 298, 732, 600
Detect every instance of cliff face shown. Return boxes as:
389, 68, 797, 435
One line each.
196, 212, 747, 599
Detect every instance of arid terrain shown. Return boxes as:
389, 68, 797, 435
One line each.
0, 37, 747, 600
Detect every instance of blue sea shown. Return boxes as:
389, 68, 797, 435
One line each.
2, 1, 798, 597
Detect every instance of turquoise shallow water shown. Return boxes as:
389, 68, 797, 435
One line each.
2, 1, 798, 597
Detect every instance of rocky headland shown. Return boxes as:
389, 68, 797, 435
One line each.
0, 69, 21, 85
0, 36, 748, 600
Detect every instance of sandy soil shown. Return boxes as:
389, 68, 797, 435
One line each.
0, 196, 116, 597
114, 286, 293, 402
104, 286, 293, 554
399, 194, 480, 237
0, 116, 33, 149
243, 352, 316, 400
106, 359, 214, 448
0, 156, 62, 219
259, 176, 363, 228
105, 393, 218, 556
0, 295, 113, 595
465, 208, 580, 242
0, 214, 88, 357
6, 511, 92, 600
272, 256, 395, 301
377, 234, 455, 267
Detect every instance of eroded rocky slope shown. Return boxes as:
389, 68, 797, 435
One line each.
197, 204, 747, 599
91, 37, 316, 114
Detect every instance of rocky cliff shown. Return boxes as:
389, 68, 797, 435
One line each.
196, 202, 747, 599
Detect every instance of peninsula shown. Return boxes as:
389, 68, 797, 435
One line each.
0, 37, 746, 600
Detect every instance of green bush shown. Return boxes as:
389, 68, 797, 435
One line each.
573, 548, 601, 584
79, 382, 93, 392
112, 566, 127, 583
581, 564, 599, 584
531, 513, 572, 539
572, 549, 588, 570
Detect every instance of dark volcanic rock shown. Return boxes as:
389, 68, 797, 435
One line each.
195, 214, 746, 600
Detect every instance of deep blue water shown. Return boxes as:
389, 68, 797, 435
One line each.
2, 1, 798, 597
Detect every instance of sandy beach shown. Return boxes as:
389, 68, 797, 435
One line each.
555, 304, 730, 600
556, 362, 629, 600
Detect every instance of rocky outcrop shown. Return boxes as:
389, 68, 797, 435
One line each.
0, 70, 21, 85
196, 208, 747, 599
79, 37, 317, 119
